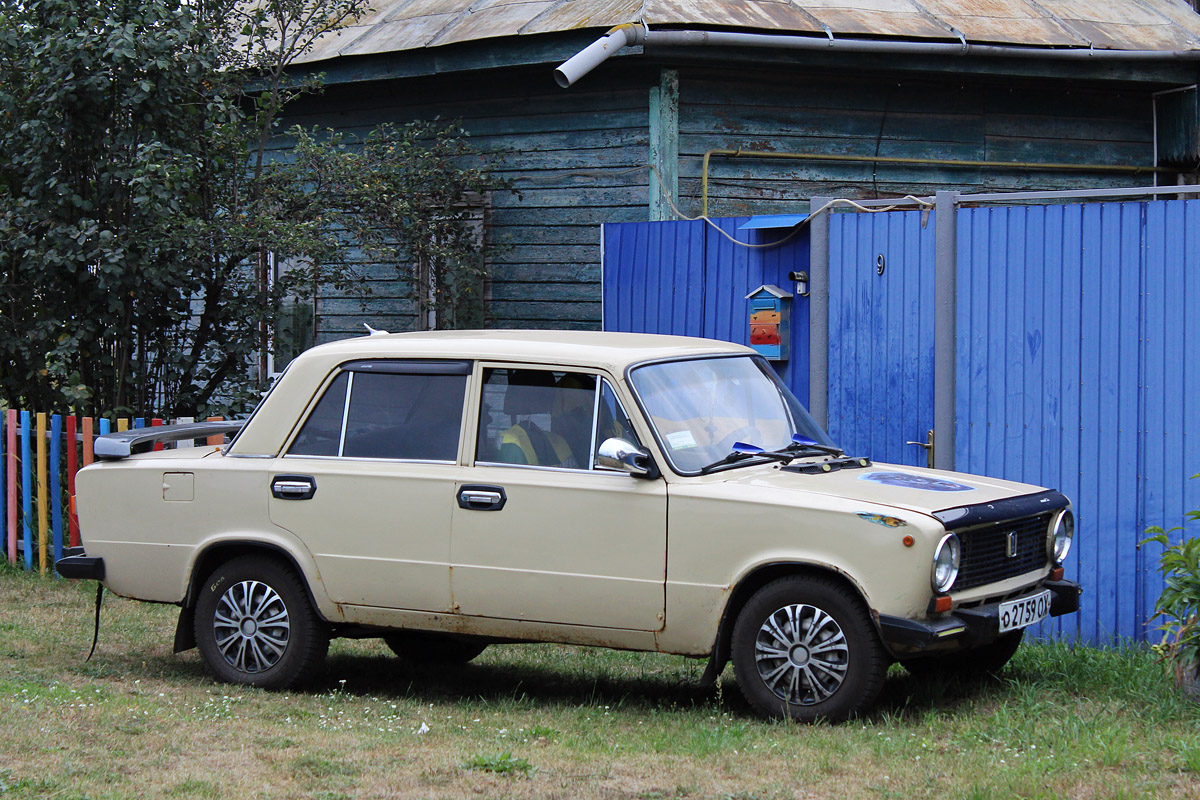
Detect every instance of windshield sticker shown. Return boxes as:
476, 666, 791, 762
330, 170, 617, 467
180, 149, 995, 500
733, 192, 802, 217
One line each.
859, 472, 975, 492
857, 513, 907, 528
665, 430, 698, 450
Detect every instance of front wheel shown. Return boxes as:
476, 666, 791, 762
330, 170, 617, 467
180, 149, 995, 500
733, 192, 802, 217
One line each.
194, 555, 329, 689
731, 576, 886, 723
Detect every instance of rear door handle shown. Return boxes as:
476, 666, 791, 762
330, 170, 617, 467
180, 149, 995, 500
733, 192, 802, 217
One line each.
272, 474, 317, 500
457, 484, 506, 511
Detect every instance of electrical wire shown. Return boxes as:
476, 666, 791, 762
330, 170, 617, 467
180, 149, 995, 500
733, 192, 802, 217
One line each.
512, 163, 935, 249
647, 164, 933, 248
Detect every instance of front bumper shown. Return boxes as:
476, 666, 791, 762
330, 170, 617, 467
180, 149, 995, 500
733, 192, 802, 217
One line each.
55, 547, 105, 580
878, 578, 1082, 657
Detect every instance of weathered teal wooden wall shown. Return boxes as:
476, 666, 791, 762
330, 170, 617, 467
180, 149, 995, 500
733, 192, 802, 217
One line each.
283, 47, 1183, 336
276, 65, 653, 340
679, 67, 1157, 217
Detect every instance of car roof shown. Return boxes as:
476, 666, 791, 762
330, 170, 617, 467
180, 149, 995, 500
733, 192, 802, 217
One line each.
296, 329, 754, 372
228, 330, 754, 456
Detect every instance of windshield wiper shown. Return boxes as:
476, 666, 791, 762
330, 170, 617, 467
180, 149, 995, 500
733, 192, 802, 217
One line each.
697, 441, 797, 474
785, 434, 844, 457
697, 434, 848, 475
697, 448, 759, 474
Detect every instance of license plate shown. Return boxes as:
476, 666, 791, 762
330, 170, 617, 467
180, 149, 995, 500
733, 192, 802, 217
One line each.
998, 590, 1052, 633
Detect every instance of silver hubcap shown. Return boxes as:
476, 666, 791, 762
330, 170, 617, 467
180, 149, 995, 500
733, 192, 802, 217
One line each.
754, 603, 849, 706
213, 580, 290, 674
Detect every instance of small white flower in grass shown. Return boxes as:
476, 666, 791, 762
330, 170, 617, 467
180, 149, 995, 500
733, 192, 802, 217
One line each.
417, 722, 430, 735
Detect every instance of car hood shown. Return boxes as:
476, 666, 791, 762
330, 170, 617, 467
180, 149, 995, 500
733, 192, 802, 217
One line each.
708, 460, 1053, 518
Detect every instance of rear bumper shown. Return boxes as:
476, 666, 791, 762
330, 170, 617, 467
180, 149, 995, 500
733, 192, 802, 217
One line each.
55, 547, 105, 581
878, 578, 1082, 657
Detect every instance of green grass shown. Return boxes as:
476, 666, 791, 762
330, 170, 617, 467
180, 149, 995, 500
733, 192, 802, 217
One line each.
462, 751, 535, 776
0, 567, 1198, 798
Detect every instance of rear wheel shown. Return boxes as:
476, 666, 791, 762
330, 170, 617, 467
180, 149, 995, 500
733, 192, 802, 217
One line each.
383, 631, 488, 665
902, 629, 1024, 678
731, 576, 886, 722
194, 555, 328, 689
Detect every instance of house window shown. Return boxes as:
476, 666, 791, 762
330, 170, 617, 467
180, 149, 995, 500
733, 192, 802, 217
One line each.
269, 253, 316, 378
413, 194, 488, 331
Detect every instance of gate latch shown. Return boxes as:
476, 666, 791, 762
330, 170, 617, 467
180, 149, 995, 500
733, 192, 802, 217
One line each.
906, 429, 935, 470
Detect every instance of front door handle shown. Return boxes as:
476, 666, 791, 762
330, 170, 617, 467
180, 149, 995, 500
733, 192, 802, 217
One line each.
272, 474, 317, 500
457, 484, 506, 511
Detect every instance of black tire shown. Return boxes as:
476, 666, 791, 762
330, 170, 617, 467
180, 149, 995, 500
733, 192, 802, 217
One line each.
902, 629, 1024, 679
194, 555, 329, 689
731, 576, 886, 723
383, 631, 488, 665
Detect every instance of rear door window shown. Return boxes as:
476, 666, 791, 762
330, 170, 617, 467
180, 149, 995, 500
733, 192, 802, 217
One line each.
288, 361, 470, 462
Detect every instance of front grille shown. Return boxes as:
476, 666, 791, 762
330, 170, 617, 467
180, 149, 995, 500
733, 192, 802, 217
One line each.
953, 513, 1051, 591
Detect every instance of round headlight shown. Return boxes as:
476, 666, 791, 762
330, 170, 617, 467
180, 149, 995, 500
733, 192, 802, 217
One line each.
1049, 509, 1074, 563
932, 533, 960, 593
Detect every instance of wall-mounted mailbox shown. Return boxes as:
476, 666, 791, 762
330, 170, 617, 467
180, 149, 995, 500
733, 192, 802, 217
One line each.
745, 284, 790, 361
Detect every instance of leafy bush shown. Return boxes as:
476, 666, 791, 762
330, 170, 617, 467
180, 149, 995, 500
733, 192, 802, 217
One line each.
1142, 504, 1200, 668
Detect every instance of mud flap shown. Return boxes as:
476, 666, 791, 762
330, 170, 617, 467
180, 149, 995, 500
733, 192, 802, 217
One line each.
698, 652, 728, 688
86, 583, 103, 662
173, 605, 196, 653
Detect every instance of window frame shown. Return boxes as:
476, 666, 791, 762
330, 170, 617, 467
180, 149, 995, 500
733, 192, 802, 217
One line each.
282, 359, 473, 464
471, 364, 639, 475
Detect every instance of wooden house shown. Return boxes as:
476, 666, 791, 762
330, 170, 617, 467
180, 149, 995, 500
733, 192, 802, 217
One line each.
280, 0, 1200, 338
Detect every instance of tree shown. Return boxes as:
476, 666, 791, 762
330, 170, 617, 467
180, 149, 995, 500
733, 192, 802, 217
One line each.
0, 0, 501, 417
0, 0, 222, 413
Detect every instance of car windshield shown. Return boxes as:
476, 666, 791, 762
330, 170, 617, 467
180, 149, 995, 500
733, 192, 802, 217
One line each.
628, 355, 838, 474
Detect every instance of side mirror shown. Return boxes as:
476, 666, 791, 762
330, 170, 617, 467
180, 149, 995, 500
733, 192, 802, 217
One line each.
597, 437, 658, 478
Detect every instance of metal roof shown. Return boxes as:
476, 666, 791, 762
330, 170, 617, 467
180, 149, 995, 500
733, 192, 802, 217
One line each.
297, 0, 1200, 65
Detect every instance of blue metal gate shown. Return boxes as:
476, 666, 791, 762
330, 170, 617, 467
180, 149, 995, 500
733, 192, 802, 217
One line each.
827, 209, 937, 468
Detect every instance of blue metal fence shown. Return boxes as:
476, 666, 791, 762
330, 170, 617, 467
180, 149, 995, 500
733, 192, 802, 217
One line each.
956, 200, 1200, 643
602, 217, 811, 404
603, 199, 1200, 645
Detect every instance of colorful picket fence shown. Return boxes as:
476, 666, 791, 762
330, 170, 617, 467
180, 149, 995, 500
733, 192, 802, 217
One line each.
0, 411, 227, 575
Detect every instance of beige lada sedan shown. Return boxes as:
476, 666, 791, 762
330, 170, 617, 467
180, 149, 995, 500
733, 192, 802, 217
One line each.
57, 330, 1080, 722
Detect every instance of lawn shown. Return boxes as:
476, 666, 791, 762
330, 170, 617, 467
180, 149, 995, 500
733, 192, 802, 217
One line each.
1, 564, 1197, 800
